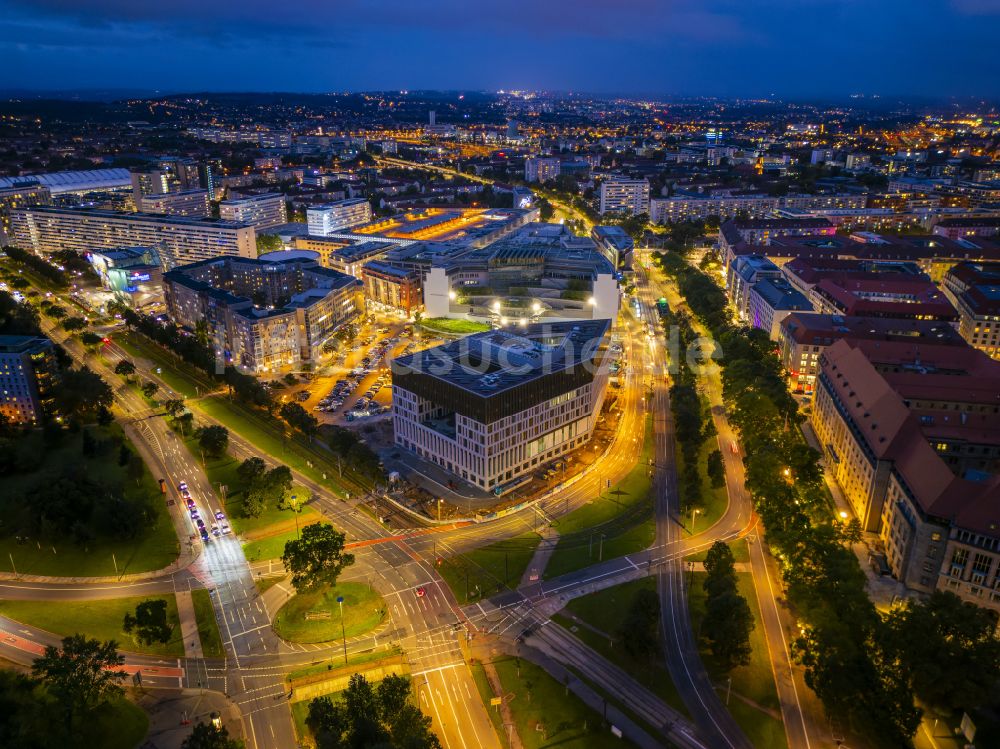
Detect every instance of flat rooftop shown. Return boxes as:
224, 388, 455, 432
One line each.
392, 319, 609, 397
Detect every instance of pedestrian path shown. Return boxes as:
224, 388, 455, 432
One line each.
175, 589, 204, 659
519, 529, 559, 588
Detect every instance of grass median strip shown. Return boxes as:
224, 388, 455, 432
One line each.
688, 570, 788, 749
191, 588, 224, 658
0, 594, 184, 657
472, 656, 636, 749
544, 414, 655, 579
555, 576, 690, 717
437, 531, 541, 604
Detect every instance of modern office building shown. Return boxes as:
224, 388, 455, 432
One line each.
219, 193, 288, 229
591, 225, 634, 271
86, 247, 164, 309
599, 176, 650, 216
138, 189, 210, 218
0, 335, 59, 424
942, 261, 1000, 358
9, 206, 256, 270
391, 319, 611, 492
524, 157, 561, 183
422, 223, 620, 324
361, 261, 422, 314
163, 251, 363, 373
307, 198, 373, 235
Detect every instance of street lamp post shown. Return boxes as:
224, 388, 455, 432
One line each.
337, 596, 348, 665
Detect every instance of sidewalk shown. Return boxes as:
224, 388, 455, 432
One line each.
175, 590, 204, 659
519, 529, 559, 588
135, 688, 245, 749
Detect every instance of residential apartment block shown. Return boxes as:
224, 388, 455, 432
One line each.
219, 193, 288, 229
943, 261, 1000, 359
9, 206, 256, 270
163, 250, 363, 373
599, 176, 650, 216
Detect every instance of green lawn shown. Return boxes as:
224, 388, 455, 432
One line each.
255, 574, 287, 596
557, 577, 689, 716
244, 529, 302, 562
115, 334, 204, 399
685, 539, 750, 564
473, 656, 636, 749
418, 317, 490, 336
192, 396, 366, 496
191, 589, 225, 658
0, 594, 184, 657
286, 645, 405, 682
688, 571, 787, 749
186, 443, 319, 537
84, 698, 149, 749
438, 532, 541, 604
0, 425, 179, 578
273, 582, 386, 644
545, 415, 655, 579
677, 434, 730, 533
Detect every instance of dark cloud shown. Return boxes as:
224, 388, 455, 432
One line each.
0, 0, 998, 96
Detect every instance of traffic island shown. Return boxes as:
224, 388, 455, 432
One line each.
272, 582, 386, 644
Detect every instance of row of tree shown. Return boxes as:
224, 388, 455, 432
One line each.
654, 250, 1000, 746
4, 245, 69, 288
701, 542, 754, 670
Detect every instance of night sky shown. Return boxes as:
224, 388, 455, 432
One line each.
3, 0, 1000, 98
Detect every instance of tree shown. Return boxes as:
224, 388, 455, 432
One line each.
196, 425, 229, 459
181, 722, 244, 749
280, 402, 318, 436
842, 518, 863, 544
43, 304, 68, 319
243, 489, 265, 519
113, 359, 136, 380
0, 668, 55, 749
78, 331, 103, 348
883, 591, 1000, 713
255, 233, 283, 254
31, 635, 125, 733
141, 381, 159, 399
61, 316, 87, 332
306, 673, 440, 749
702, 589, 754, 670
176, 412, 194, 435
163, 398, 185, 417
703, 541, 737, 598
282, 523, 355, 593
123, 599, 172, 645
236, 456, 267, 487
618, 587, 661, 661
52, 366, 113, 421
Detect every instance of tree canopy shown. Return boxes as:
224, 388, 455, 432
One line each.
306, 673, 440, 749
282, 523, 354, 593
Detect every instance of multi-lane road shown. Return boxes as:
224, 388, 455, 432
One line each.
0, 257, 820, 749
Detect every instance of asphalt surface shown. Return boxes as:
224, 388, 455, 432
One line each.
0, 265, 820, 749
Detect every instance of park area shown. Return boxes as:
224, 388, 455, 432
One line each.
0, 594, 185, 657
0, 424, 178, 578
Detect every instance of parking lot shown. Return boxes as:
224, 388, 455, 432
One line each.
278, 313, 446, 427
